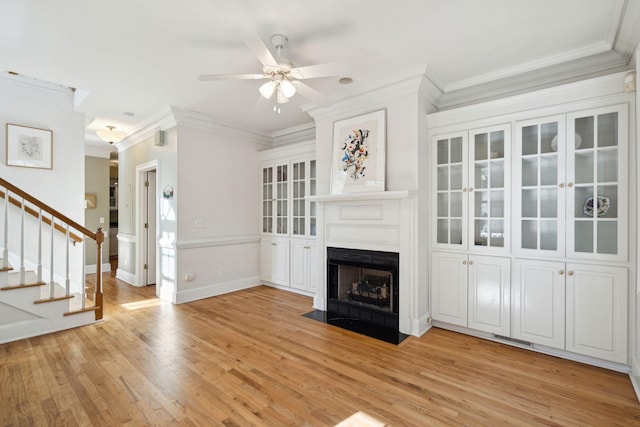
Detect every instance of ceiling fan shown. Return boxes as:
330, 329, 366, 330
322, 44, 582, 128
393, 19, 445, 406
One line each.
198, 34, 348, 110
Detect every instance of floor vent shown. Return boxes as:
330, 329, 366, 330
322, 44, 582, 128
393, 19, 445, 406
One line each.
494, 334, 532, 347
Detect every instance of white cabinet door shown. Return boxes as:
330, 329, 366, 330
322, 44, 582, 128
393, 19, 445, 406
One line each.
431, 252, 467, 327
513, 116, 566, 258
468, 255, 510, 335
290, 239, 307, 290
566, 104, 628, 262
566, 264, 627, 363
290, 239, 318, 292
272, 238, 290, 286
512, 259, 565, 349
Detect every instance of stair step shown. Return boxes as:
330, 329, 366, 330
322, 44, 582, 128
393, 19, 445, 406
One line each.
64, 306, 100, 317
0, 259, 13, 272
34, 295, 75, 304
1, 271, 45, 291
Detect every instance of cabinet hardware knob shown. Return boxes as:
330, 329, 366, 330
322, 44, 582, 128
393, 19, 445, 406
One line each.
567, 182, 574, 188
462, 260, 467, 265
568, 271, 574, 276
469, 187, 474, 192
271, 243, 276, 246
462, 188, 467, 192
559, 183, 565, 188
559, 270, 564, 275
468, 260, 474, 265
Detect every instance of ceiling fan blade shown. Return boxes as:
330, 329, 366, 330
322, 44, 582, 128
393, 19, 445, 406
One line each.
292, 81, 332, 107
243, 36, 279, 68
290, 61, 350, 80
198, 73, 265, 81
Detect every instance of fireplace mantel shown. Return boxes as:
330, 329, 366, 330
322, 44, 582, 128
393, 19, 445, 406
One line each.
307, 190, 413, 203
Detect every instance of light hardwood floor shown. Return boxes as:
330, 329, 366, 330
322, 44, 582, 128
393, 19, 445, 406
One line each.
1, 275, 639, 426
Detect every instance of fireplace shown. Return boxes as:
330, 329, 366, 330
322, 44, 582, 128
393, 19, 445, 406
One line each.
323, 247, 405, 343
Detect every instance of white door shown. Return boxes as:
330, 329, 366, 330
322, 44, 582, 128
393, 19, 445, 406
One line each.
566, 264, 627, 363
467, 255, 510, 335
512, 259, 565, 349
272, 238, 290, 286
431, 252, 468, 327
144, 170, 157, 286
290, 239, 307, 290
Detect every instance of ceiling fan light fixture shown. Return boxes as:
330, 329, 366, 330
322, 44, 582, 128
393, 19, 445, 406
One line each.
280, 79, 296, 98
276, 88, 290, 104
259, 80, 277, 99
96, 125, 125, 144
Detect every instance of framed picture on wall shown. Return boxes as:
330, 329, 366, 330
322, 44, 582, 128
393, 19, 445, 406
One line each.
330, 109, 386, 194
6, 123, 53, 169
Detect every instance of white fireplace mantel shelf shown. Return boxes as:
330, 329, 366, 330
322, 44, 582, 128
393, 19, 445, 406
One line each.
307, 190, 413, 202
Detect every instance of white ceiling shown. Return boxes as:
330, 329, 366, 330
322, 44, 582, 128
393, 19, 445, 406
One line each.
1, 0, 638, 145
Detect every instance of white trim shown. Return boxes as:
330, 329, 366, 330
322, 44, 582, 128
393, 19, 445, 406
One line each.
136, 160, 159, 289
412, 313, 432, 337
259, 141, 315, 163
116, 109, 177, 152
174, 276, 260, 304
307, 190, 412, 203
271, 122, 315, 146
176, 235, 260, 250
630, 357, 640, 403
116, 232, 136, 243
84, 263, 111, 274
0, 313, 97, 345
171, 106, 272, 147
115, 268, 136, 285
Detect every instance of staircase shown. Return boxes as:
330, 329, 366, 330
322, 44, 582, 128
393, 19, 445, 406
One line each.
0, 177, 104, 344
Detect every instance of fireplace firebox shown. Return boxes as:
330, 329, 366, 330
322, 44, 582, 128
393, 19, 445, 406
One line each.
326, 247, 400, 339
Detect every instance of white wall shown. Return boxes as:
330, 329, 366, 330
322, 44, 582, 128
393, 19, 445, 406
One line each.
0, 74, 86, 290
84, 155, 110, 269
174, 124, 263, 303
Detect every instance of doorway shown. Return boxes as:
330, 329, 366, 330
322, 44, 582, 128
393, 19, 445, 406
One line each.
143, 170, 157, 286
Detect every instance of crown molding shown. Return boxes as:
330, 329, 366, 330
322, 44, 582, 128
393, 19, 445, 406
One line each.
437, 50, 632, 111
115, 108, 176, 152
0, 71, 73, 97
258, 140, 315, 162
171, 106, 272, 148
304, 66, 430, 121
615, 0, 640, 63
271, 121, 315, 146
84, 142, 114, 159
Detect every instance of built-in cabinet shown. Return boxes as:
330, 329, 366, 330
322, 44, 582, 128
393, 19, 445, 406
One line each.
430, 97, 631, 366
260, 143, 317, 294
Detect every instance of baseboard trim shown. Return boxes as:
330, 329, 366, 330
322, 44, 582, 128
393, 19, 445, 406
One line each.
630, 357, 640, 403
174, 276, 260, 304
412, 312, 432, 337
0, 313, 96, 344
85, 263, 112, 274
115, 269, 137, 285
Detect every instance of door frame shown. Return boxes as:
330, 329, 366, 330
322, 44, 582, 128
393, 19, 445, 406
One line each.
135, 160, 159, 292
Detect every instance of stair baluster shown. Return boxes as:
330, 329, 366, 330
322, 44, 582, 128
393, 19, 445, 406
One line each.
37, 207, 42, 283
2, 187, 7, 269
19, 197, 25, 284
49, 215, 55, 299
65, 223, 70, 296
81, 236, 86, 310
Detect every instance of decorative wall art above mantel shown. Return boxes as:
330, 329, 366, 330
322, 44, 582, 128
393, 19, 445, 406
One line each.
330, 109, 386, 195
6, 123, 53, 169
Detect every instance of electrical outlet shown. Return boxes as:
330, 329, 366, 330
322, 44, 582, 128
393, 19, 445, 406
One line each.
218, 267, 224, 276
99, 217, 105, 224
194, 217, 205, 228
184, 273, 195, 281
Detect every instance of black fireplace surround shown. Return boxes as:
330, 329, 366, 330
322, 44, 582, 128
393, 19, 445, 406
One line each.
325, 247, 402, 342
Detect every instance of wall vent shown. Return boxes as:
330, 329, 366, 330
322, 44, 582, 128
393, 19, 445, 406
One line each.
494, 334, 532, 347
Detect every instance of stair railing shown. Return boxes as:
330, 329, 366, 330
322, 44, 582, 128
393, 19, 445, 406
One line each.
0, 177, 104, 320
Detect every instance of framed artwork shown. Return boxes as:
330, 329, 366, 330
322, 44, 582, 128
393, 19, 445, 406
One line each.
6, 124, 53, 169
330, 109, 386, 194
85, 194, 97, 209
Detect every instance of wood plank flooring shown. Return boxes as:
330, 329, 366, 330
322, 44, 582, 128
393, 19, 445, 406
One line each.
1, 274, 639, 426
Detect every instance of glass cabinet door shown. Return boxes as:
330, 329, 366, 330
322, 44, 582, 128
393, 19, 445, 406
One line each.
514, 117, 565, 256
275, 164, 288, 235
567, 105, 627, 260
262, 166, 273, 233
433, 133, 467, 248
469, 125, 510, 253
309, 160, 317, 236
291, 161, 305, 236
